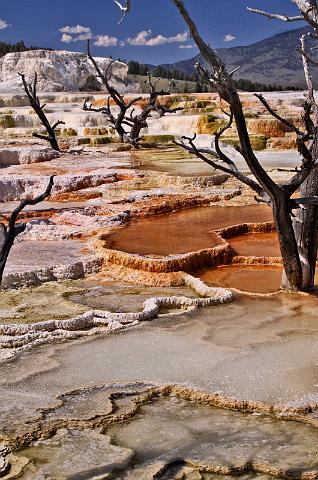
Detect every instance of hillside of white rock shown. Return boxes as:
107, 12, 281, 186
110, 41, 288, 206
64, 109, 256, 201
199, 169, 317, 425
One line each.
0, 49, 139, 93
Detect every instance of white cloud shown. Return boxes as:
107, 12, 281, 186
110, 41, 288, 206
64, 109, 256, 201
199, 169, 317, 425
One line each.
224, 34, 236, 42
74, 33, 93, 41
0, 19, 10, 30
59, 24, 118, 46
179, 44, 195, 49
60, 32, 92, 43
126, 30, 150, 46
126, 30, 188, 47
61, 33, 73, 44
60, 25, 91, 34
94, 35, 118, 47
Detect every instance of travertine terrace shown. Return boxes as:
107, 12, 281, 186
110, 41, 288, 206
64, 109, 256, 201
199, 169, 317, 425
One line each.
0, 90, 317, 479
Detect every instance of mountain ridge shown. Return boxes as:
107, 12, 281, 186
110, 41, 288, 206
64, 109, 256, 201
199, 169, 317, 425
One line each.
158, 27, 314, 88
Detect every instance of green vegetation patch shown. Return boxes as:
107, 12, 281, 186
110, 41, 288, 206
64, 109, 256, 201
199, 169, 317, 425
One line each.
83, 127, 115, 136
244, 112, 260, 119
78, 137, 92, 145
0, 114, 15, 128
141, 134, 175, 145
62, 127, 78, 136
0, 281, 88, 324
197, 115, 227, 135
222, 135, 268, 151
91, 136, 114, 145
78, 135, 120, 146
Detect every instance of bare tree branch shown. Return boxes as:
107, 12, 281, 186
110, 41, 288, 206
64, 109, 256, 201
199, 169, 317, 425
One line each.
254, 93, 305, 136
85, 41, 182, 148
19, 73, 64, 151
116, 0, 318, 290
0, 176, 55, 285
174, 134, 265, 197
247, 7, 304, 22
254, 91, 316, 193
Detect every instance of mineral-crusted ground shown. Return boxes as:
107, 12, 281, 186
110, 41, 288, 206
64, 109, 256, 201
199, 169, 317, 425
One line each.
0, 91, 317, 479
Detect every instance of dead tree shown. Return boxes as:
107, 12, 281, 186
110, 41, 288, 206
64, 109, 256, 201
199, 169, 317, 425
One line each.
19, 73, 65, 151
120, 0, 318, 292
0, 176, 54, 285
83, 41, 182, 148
246, 2, 318, 291
130, 74, 182, 144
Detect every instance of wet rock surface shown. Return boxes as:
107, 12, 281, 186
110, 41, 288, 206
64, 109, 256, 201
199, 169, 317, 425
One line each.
20, 428, 134, 479
0, 92, 317, 479
0, 146, 59, 166
0, 281, 317, 478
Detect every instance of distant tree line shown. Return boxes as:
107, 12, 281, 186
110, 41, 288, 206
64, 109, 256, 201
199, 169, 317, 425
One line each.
0, 41, 51, 58
128, 60, 198, 82
127, 59, 301, 92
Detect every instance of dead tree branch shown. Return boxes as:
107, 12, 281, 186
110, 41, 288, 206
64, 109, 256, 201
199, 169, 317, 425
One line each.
0, 176, 54, 285
84, 41, 182, 148
113, 0, 318, 290
246, 8, 303, 22
19, 73, 64, 151
174, 133, 266, 198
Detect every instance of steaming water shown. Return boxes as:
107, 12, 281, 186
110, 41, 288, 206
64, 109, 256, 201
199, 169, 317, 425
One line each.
9, 109, 111, 131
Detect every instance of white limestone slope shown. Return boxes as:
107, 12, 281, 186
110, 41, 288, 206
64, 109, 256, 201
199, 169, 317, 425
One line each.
0, 49, 139, 93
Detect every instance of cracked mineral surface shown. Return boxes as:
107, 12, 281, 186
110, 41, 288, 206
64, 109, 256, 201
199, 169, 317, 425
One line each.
0, 91, 317, 479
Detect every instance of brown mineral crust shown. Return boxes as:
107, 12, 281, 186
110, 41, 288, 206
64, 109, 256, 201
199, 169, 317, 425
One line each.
95, 194, 222, 224
232, 255, 283, 266
248, 118, 293, 137
154, 458, 318, 479
102, 265, 186, 287
6, 383, 318, 465
217, 221, 276, 239
101, 244, 232, 274
267, 137, 298, 150
97, 222, 282, 278
109, 195, 220, 218
2, 209, 62, 223
50, 191, 103, 202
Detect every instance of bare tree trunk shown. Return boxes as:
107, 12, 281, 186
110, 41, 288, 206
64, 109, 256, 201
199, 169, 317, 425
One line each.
0, 223, 25, 284
272, 197, 303, 291
19, 73, 64, 152
294, 162, 318, 290
0, 176, 54, 286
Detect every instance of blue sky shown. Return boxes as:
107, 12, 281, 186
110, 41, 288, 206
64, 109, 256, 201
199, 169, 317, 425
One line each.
0, 0, 302, 64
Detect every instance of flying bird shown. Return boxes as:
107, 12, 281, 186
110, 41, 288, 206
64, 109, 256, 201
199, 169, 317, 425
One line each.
113, 0, 131, 24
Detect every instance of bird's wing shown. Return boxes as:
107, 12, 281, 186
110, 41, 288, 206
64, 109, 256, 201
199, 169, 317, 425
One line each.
113, 0, 124, 11
118, 11, 128, 23
114, 0, 131, 24
118, 1, 130, 24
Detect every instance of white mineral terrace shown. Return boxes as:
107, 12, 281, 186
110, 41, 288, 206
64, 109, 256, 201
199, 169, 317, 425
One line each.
0, 91, 317, 479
